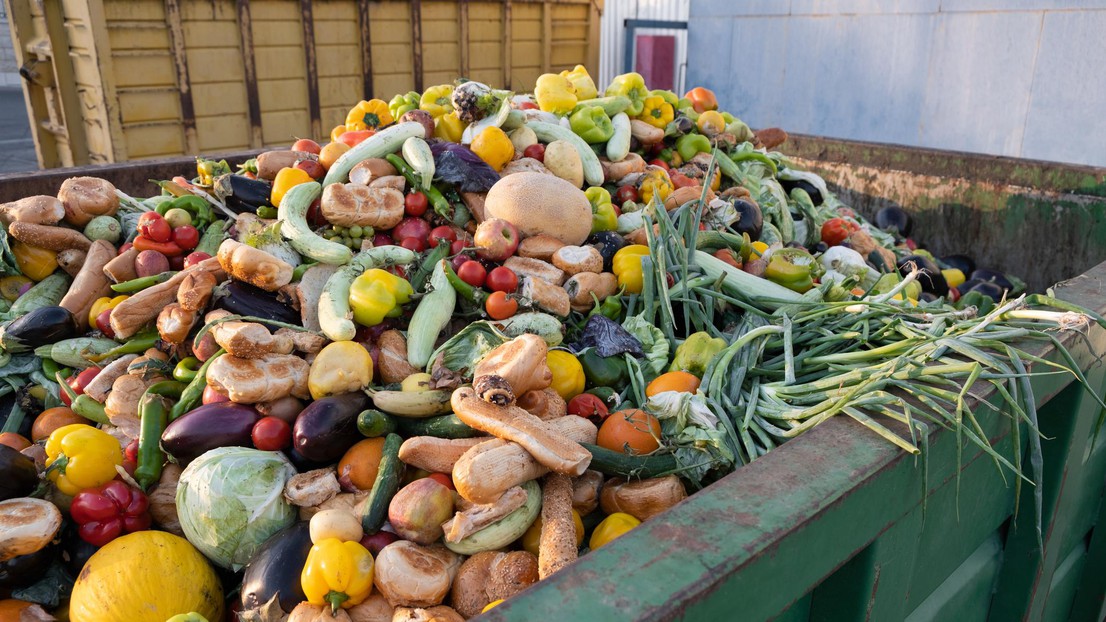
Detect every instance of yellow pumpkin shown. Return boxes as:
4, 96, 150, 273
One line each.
69, 531, 224, 622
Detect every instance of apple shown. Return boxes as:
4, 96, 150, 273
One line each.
473, 218, 520, 261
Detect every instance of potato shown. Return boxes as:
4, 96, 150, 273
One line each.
134, 250, 170, 278
542, 141, 584, 188
509, 127, 538, 154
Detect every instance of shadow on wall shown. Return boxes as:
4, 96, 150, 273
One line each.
686, 2, 1106, 168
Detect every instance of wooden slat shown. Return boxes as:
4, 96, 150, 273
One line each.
410, 0, 423, 92
358, 0, 373, 99
236, 0, 263, 148
458, 0, 469, 78
503, 0, 512, 88
42, 0, 90, 165
163, 0, 198, 154
541, 0, 551, 74
300, 0, 322, 140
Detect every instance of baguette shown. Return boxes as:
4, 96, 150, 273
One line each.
56, 249, 86, 277
538, 473, 577, 579
503, 256, 565, 286
8, 222, 91, 252
216, 238, 293, 291
110, 257, 225, 339
398, 436, 486, 474
102, 246, 138, 283
520, 275, 571, 317
58, 240, 115, 331
517, 234, 565, 262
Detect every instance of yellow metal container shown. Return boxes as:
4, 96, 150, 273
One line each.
4, 0, 603, 168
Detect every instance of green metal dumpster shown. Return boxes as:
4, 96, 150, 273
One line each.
2, 136, 1104, 622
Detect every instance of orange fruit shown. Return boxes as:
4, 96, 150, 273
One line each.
337, 437, 386, 491
31, 407, 85, 442
645, 371, 701, 397
0, 432, 31, 451
596, 409, 661, 455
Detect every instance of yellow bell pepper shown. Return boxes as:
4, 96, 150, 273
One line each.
349, 268, 413, 327
345, 99, 394, 132
301, 538, 375, 612
604, 72, 649, 117
88, 294, 129, 326
612, 245, 650, 295
546, 350, 585, 400
309, 341, 373, 400
330, 124, 347, 143
639, 167, 673, 206
470, 126, 515, 171
12, 242, 58, 282
420, 85, 455, 119
534, 73, 577, 115
638, 95, 674, 129
271, 167, 314, 207
560, 65, 598, 101
45, 424, 123, 496
589, 512, 641, 549
434, 112, 466, 143
697, 110, 727, 136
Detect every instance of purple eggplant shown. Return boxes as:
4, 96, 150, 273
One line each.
292, 392, 369, 463
161, 402, 259, 465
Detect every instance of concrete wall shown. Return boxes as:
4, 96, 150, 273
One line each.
0, 4, 20, 86
687, 1, 1106, 167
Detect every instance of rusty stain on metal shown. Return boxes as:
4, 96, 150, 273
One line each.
358, 0, 374, 99
300, 0, 322, 140
410, 0, 424, 92
164, 0, 199, 154
235, 0, 263, 148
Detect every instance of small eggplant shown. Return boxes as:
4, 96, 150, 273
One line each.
215, 174, 274, 214
942, 254, 976, 276
897, 254, 948, 297
779, 179, 823, 206
0, 445, 37, 502
161, 402, 260, 465
970, 268, 1014, 293
587, 231, 627, 273
292, 392, 369, 463
0, 306, 78, 353
966, 281, 1006, 303
732, 198, 763, 240
63, 523, 98, 577
240, 522, 313, 614
874, 206, 912, 238
215, 280, 300, 325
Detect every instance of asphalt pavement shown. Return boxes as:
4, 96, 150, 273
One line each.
0, 86, 39, 173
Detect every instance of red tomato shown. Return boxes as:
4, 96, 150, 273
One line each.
292, 138, 322, 155
523, 144, 545, 162
713, 248, 741, 269
202, 385, 230, 405
63, 367, 101, 406
670, 172, 696, 189
450, 239, 467, 255
485, 291, 518, 320
172, 225, 200, 251
96, 308, 115, 339
404, 191, 429, 217
400, 237, 426, 252
486, 266, 518, 293
392, 217, 431, 243
139, 212, 172, 243
456, 260, 487, 288
821, 218, 859, 246
252, 416, 292, 451
648, 159, 671, 171
338, 130, 375, 147
295, 159, 326, 180
429, 226, 457, 245
183, 251, 211, 268
567, 393, 610, 426
427, 473, 455, 490
614, 185, 639, 205
519, 101, 539, 110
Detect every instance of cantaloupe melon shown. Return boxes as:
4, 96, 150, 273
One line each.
484, 173, 592, 245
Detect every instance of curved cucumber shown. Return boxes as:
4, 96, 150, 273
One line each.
525, 120, 604, 187
318, 246, 417, 341
277, 181, 351, 265
322, 122, 427, 186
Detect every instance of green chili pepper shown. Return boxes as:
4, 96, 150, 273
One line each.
55, 371, 109, 424
579, 348, 629, 388
409, 241, 451, 294
173, 357, 201, 382
385, 154, 452, 219
293, 261, 318, 282
443, 261, 487, 305
111, 271, 179, 294
729, 150, 778, 175
41, 358, 63, 378
169, 349, 224, 421
135, 381, 184, 489
256, 206, 278, 219
89, 329, 160, 363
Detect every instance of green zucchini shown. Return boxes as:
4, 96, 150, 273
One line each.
323, 122, 427, 186
357, 409, 397, 438
35, 337, 120, 369
406, 260, 456, 368
6, 273, 70, 318
394, 413, 480, 439
582, 443, 680, 478
361, 433, 404, 533
277, 181, 352, 265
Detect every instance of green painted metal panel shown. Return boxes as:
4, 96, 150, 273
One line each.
1041, 539, 1088, 622
903, 534, 1004, 622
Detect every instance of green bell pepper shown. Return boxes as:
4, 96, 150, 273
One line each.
764, 248, 818, 293
579, 348, 629, 388
604, 72, 649, 117
676, 134, 712, 162
570, 106, 615, 143
585, 187, 617, 233
389, 91, 421, 119
669, 332, 726, 378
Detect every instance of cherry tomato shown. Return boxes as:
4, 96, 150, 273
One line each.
404, 191, 429, 217
122, 438, 139, 477
96, 308, 115, 339
523, 144, 545, 162
338, 130, 374, 147
295, 159, 326, 180
183, 251, 211, 268
450, 239, 467, 255
456, 260, 487, 288
485, 291, 518, 320
427, 472, 455, 490
252, 416, 292, 451
400, 237, 426, 252
648, 159, 671, 171
486, 266, 518, 293
615, 185, 639, 204
567, 393, 610, 425
292, 138, 322, 155
138, 212, 172, 243
429, 226, 457, 245
171, 225, 200, 251
821, 218, 859, 247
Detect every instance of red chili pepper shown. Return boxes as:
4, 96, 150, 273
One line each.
70, 480, 152, 547
133, 235, 184, 257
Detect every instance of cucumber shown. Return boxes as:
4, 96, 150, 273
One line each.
318, 246, 417, 341
582, 443, 680, 478
444, 480, 541, 555
525, 121, 604, 186
394, 413, 480, 439
574, 96, 632, 117
606, 112, 631, 162
277, 181, 352, 265
357, 409, 397, 437
406, 260, 456, 368
361, 432, 404, 533
6, 273, 70, 318
401, 136, 435, 191
323, 122, 427, 186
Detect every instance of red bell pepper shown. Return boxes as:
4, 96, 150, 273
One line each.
70, 480, 152, 546
821, 217, 861, 247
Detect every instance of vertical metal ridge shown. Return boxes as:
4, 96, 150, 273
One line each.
410, 0, 424, 92
300, 0, 322, 140
164, 0, 198, 154
459, 0, 470, 79
236, 0, 263, 148
358, 0, 374, 99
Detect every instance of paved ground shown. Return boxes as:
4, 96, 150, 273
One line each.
0, 86, 39, 173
